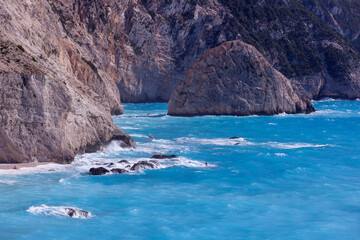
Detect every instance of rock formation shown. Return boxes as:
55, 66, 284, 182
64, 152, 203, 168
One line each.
44, 0, 360, 103
168, 41, 314, 116
0, 0, 135, 164
1, 0, 360, 162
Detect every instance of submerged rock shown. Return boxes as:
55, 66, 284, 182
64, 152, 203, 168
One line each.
89, 167, 110, 175
118, 160, 130, 164
65, 208, 90, 218
130, 161, 156, 171
229, 137, 240, 140
110, 168, 128, 174
168, 41, 315, 116
151, 154, 179, 159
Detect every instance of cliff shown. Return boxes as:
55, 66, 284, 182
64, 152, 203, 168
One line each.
0, 0, 135, 163
47, 0, 360, 102
168, 41, 314, 116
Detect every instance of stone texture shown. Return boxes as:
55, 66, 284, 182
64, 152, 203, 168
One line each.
22, 0, 360, 103
0, 0, 135, 163
168, 41, 314, 116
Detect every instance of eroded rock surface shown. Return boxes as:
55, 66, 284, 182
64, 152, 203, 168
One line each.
0, 0, 134, 163
168, 41, 314, 116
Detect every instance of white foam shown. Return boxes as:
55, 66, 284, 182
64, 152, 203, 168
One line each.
267, 142, 330, 149
275, 153, 287, 157
120, 126, 140, 130
313, 98, 336, 102
0, 163, 70, 176
130, 134, 150, 138
27, 204, 93, 219
0, 179, 17, 185
176, 137, 248, 146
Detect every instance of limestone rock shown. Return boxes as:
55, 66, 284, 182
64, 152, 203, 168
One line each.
0, 0, 134, 163
168, 41, 315, 116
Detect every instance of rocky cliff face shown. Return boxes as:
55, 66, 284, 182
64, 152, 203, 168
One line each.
0, 0, 135, 163
168, 41, 314, 116
46, 0, 360, 102
1, 0, 360, 162
302, 0, 360, 51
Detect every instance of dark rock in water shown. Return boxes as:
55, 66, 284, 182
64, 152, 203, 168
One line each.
89, 167, 109, 175
111, 168, 128, 174
125, 165, 131, 169
234, 143, 242, 146
151, 154, 179, 159
168, 40, 315, 116
149, 160, 160, 167
65, 208, 90, 218
118, 160, 130, 164
230, 137, 239, 140
130, 161, 155, 171
149, 136, 154, 139
107, 163, 115, 167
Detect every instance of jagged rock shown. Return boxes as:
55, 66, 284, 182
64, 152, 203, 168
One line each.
0, 0, 135, 163
149, 160, 160, 167
44, 0, 360, 102
64, 208, 90, 218
118, 160, 130, 164
229, 137, 240, 140
110, 168, 128, 174
130, 161, 155, 171
89, 167, 110, 175
151, 154, 179, 159
168, 41, 315, 116
148, 136, 154, 139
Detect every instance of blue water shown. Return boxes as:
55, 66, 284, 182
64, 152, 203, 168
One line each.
0, 100, 360, 240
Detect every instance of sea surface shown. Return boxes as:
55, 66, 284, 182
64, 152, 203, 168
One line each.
0, 100, 359, 240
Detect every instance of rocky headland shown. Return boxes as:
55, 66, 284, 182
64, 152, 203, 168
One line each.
1, 0, 360, 163
168, 41, 314, 116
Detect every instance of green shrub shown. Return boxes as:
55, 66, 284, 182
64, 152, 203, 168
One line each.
17, 45, 25, 52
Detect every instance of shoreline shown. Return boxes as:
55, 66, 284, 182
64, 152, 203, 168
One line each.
0, 162, 51, 170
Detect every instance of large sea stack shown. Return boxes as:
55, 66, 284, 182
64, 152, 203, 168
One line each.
168, 41, 314, 116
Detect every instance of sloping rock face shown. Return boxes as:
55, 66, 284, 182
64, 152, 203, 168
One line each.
302, 0, 360, 51
46, 0, 360, 102
0, 0, 135, 163
168, 41, 314, 116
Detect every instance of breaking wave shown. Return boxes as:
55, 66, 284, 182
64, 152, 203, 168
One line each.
27, 204, 93, 219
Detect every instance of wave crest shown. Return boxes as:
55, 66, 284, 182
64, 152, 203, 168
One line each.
27, 204, 93, 219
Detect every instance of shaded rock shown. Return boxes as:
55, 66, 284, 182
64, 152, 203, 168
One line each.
151, 154, 179, 159
89, 167, 109, 175
229, 137, 240, 140
110, 168, 128, 174
168, 41, 315, 116
130, 161, 155, 171
118, 160, 130, 164
149, 136, 154, 139
65, 208, 90, 218
149, 160, 160, 167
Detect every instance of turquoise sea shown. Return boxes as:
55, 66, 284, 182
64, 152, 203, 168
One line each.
0, 100, 359, 239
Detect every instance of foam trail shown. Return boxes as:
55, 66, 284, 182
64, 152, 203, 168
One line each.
267, 142, 331, 149
176, 137, 248, 146
27, 204, 93, 219
0, 179, 17, 185
0, 163, 70, 176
